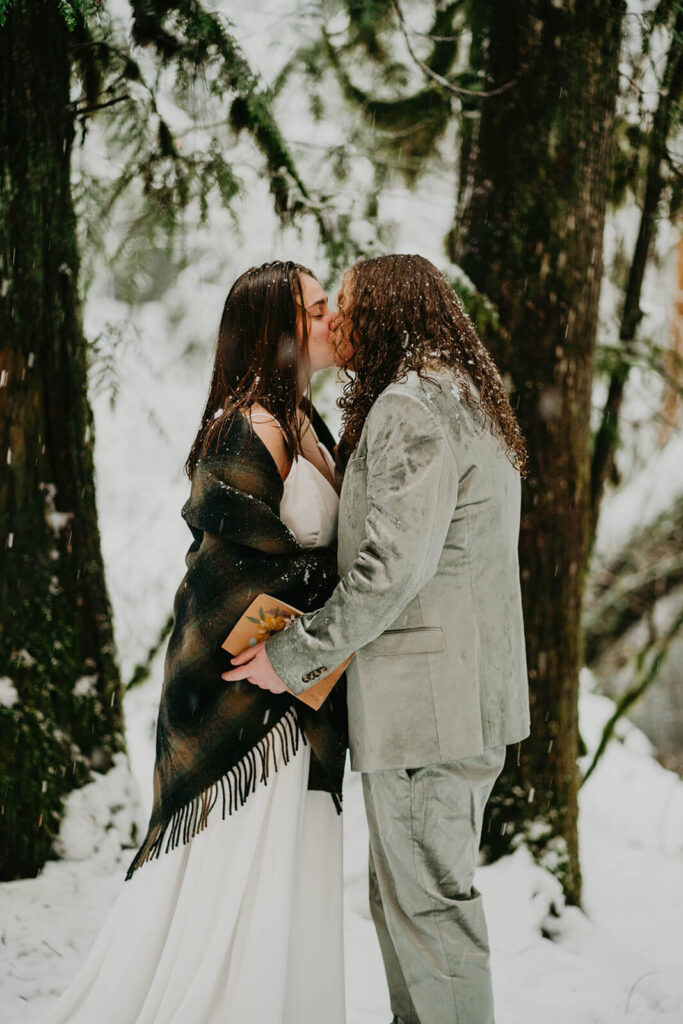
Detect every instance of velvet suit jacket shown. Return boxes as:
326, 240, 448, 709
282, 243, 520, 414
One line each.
267, 369, 530, 771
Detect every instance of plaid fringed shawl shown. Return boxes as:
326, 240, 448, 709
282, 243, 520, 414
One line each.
126, 408, 348, 879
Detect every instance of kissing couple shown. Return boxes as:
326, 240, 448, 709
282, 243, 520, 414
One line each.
48, 255, 530, 1024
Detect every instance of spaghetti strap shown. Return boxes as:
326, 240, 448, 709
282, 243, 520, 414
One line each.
245, 409, 319, 436
249, 413, 278, 423
241, 406, 281, 427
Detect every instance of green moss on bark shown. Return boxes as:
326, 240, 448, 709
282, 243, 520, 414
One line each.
0, 0, 124, 880
454, 0, 627, 905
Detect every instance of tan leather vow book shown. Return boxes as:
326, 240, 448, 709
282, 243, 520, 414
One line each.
222, 594, 351, 711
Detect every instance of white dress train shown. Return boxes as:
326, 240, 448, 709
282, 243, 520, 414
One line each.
47, 442, 345, 1024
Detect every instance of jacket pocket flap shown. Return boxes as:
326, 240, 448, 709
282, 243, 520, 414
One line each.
363, 627, 445, 657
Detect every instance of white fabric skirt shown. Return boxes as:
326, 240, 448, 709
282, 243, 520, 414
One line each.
47, 737, 345, 1024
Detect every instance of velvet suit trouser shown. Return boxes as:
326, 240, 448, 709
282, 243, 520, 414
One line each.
362, 746, 505, 1024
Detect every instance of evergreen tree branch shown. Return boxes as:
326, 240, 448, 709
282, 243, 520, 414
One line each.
581, 601, 683, 786
339, 0, 395, 62
63, 0, 358, 274
320, 28, 451, 182
390, 0, 518, 98
585, 492, 683, 665
73, 93, 129, 116
123, 0, 358, 267
126, 614, 174, 692
585, 556, 683, 663
129, 0, 310, 213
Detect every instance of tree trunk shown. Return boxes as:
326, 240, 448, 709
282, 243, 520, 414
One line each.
0, 0, 124, 880
452, 0, 624, 904
658, 235, 683, 448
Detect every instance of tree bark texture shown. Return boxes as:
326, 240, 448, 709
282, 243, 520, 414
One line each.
453, 0, 625, 904
0, 0, 124, 880
658, 235, 683, 448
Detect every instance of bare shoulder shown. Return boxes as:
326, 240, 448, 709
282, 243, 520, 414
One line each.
241, 405, 291, 481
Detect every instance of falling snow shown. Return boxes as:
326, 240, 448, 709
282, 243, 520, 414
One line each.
0, 676, 19, 708
73, 675, 98, 699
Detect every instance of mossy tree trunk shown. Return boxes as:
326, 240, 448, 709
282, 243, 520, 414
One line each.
0, 0, 124, 880
452, 0, 625, 904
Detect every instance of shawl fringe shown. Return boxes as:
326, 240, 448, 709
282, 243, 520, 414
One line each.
125, 707, 307, 880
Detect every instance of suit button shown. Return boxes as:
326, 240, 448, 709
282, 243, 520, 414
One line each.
302, 666, 328, 682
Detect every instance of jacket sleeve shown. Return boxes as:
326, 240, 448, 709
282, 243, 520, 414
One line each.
266, 390, 459, 694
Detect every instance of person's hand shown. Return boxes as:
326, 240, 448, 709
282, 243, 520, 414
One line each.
222, 641, 289, 694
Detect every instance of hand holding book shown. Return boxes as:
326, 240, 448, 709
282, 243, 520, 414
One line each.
222, 594, 352, 711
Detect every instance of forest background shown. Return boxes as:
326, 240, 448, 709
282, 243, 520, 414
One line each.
0, 0, 682, 1021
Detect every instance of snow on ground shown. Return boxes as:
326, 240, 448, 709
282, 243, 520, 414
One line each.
1, 684, 682, 1024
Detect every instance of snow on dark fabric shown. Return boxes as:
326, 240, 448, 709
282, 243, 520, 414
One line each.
125, 408, 347, 879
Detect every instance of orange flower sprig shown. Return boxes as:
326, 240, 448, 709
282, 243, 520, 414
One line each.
247, 605, 297, 645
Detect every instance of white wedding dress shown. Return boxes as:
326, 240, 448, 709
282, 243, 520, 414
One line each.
47, 440, 345, 1024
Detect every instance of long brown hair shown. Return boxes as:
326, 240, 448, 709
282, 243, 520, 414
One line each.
186, 261, 315, 478
337, 254, 528, 474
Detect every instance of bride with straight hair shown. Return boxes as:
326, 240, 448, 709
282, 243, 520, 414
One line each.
47, 260, 348, 1024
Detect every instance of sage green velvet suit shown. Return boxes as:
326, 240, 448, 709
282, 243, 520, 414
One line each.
266, 367, 530, 1024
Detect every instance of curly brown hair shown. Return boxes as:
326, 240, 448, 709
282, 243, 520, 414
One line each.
336, 254, 528, 475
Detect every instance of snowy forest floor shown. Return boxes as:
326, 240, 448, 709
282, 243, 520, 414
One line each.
2, 683, 682, 1024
